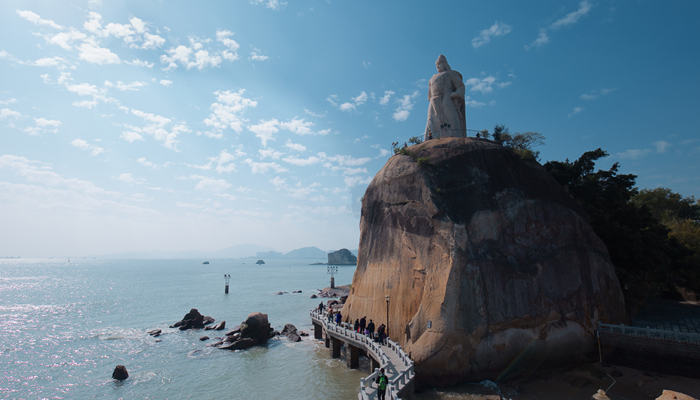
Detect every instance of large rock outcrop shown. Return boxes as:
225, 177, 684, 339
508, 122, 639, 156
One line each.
342, 137, 625, 386
328, 248, 358, 265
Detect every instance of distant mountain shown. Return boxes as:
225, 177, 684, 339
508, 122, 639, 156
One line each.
255, 246, 327, 260
285, 246, 327, 259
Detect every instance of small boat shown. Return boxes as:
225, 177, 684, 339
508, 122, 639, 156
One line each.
202, 261, 210, 265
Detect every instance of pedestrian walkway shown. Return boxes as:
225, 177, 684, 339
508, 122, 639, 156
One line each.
310, 309, 415, 400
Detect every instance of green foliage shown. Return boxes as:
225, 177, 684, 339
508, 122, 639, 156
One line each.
544, 149, 697, 312
631, 188, 700, 224
416, 157, 430, 166
391, 136, 424, 160
487, 125, 544, 161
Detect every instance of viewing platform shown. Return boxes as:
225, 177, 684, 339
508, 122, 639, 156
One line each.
310, 309, 415, 399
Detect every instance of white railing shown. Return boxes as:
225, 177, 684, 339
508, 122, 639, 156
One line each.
598, 322, 700, 345
311, 309, 416, 400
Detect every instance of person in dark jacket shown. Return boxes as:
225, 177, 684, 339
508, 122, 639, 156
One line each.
354, 318, 360, 332
367, 319, 375, 338
359, 316, 366, 333
335, 311, 342, 325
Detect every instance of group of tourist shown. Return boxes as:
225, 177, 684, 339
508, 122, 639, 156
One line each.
353, 316, 387, 344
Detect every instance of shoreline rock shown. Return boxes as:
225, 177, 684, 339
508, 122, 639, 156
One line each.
112, 365, 128, 380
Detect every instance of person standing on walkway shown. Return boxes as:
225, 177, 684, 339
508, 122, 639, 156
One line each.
367, 319, 375, 338
376, 367, 388, 400
335, 311, 342, 325
318, 302, 324, 313
377, 323, 386, 344
327, 310, 333, 323
359, 316, 366, 334
354, 318, 360, 332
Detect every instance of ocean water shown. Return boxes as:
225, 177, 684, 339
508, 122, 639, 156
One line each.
0, 258, 366, 399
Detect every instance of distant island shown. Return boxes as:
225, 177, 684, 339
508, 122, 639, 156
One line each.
256, 259, 265, 265
327, 249, 357, 265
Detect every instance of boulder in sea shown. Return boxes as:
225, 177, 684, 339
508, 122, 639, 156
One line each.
281, 323, 301, 342
292, 290, 302, 293
310, 294, 318, 299
112, 365, 128, 380
205, 321, 226, 331
239, 312, 273, 344
199, 336, 209, 341
327, 248, 357, 265
225, 325, 241, 336
147, 329, 161, 337
256, 259, 265, 265
203, 316, 215, 325
219, 337, 256, 350
342, 137, 626, 387
170, 308, 205, 330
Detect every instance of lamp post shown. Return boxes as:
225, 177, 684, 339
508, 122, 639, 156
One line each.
327, 264, 338, 289
385, 295, 390, 337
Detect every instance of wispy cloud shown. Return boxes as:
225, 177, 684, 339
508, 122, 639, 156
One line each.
526, 1, 592, 49
472, 21, 512, 48
71, 138, 104, 156
568, 106, 583, 117
251, 0, 287, 10
393, 91, 419, 122
580, 88, 616, 101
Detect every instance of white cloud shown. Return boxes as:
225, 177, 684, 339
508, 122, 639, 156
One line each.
249, 119, 280, 147
48, 29, 88, 50
189, 175, 232, 192
16, 9, 63, 30
24, 117, 62, 135
551, 0, 592, 29
251, 0, 287, 10
117, 172, 144, 184
125, 58, 154, 68
78, 41, 120, 64
285, 140, 306, 152
472, 21, 512, 48
250, 48, 269, 61
580, 88, 616, 101
33, 56, 68, 68
280, 118, 314, 135
344, 175, 372, 188
66, 82, 100, 97
616, 148, 650, 160
393, 91, 419, 122
0, 108, 21, 119
105, 80, 146, 91
137, 157, 157, 168
568, 106, 583, 117
526, 1, 592, 49
0, 98, 17, 105
159, 79, 173, 87
244, 159, 288, 174
142, 32, 165, 49
465, 76, 497, 94
334, 91, 368, 112
259, 148, 284, 159
72, 100, 98, 109
379, 90, 394, 105
121, 131, 144, 143
282, 155, 321, 166
211, 149, 243, 173
71, 138, 104, 156
654, 140, 670, 153
318, 152, 371, 167
162, 33, 239, 70
204, 89, 257, 135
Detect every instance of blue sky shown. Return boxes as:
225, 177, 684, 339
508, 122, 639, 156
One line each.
1, 0, 698, 257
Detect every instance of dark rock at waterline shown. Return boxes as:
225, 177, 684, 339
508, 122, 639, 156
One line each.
225, 325, 241, 336
300, 331, 309, 337
112, 365, 128, 380
275, 291, 287, 295
310, 294, 317, 299
171, 308, 205, 330
240, 312, 272, 345
224, 333, 240, 343
203, 316, 215, 325
219, 337, 256, 350
199, 336, 209, 341
292, 290, 302, 293
147, 329, 161, 337
281, 323, 301, 342
205, 321, 225, 331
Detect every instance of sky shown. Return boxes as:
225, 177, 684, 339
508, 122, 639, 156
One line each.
0, 0, 698, 257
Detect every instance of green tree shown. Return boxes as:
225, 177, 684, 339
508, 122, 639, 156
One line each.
488, 125, 545, 161
544, 149, 693, 313
631, 188, 700, 224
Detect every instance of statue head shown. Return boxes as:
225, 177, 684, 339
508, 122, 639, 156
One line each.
435, 54, 451, 72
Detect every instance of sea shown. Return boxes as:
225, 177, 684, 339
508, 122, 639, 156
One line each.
0, 258, 369, 400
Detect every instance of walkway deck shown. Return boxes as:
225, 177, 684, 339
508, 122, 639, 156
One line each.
310, 309, 415, 400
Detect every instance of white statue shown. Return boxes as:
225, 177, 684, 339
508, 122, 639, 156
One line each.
424, 55, 466, 140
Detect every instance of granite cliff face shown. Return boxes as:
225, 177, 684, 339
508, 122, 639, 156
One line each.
342, 137, 625, 386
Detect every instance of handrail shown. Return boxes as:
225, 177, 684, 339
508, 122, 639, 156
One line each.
598, 322, 700, 345
311, 309, 415, 400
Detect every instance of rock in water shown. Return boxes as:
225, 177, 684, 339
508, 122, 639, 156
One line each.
170, 308, 205, 330
239, 312, 272, 345
327, 248, 357, 265
112, 365, 128, 380
342, 137, 626, 386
